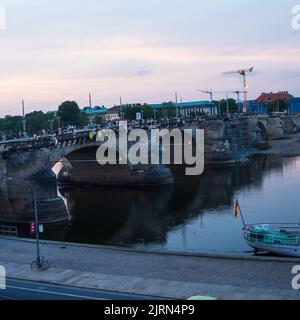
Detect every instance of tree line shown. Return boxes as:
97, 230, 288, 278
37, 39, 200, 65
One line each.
0, 101, 88, 136
0, 99, 289, 136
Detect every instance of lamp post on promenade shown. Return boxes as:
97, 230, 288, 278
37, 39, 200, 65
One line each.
7, 177, 49, 270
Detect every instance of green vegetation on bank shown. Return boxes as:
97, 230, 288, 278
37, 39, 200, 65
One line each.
212, 98, 239, 114
0, 101, 89, 136
123, 102, 212, 121
266, 100, 288, 114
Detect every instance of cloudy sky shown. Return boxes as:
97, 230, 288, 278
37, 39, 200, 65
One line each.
0, 0, 299, 116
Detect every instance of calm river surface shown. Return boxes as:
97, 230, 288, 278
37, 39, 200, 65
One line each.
42, 155, 300, 255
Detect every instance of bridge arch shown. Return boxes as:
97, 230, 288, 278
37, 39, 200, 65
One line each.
257, 120, 268, 140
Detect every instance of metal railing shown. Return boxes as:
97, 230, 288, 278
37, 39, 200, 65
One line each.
244, 224, 300, 247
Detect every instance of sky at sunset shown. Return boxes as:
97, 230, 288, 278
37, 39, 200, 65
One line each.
0, 0, 300, 116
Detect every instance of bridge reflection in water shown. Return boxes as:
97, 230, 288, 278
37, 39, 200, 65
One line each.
11, 155, 300, 254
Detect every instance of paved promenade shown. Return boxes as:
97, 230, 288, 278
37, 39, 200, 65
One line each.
0, 237, 300, 300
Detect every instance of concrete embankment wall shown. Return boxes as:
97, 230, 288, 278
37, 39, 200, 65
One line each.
0, 157, 11, 216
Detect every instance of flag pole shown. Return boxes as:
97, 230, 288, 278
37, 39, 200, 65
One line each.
238, 201, 247, 229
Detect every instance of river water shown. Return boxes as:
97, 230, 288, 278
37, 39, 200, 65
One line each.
35, 154, 300, 255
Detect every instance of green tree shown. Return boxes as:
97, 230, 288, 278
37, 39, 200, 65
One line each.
161, 102, 177, 118
57, 101, 82, 126
123, 105, 140, 120
141, 104, 154, 119
25, 111, 53, 134
267, 100, 288, 114
215, 99, 238, 114
123, 104, 154, 121
0, 116, 23, 134
154, 109, 164, 119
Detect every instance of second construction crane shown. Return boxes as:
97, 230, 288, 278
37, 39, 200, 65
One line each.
222, 67, 254, 113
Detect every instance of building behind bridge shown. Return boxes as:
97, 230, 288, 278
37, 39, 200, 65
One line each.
104, 101, 218, 120
288, 98, 300, 114
248, 91, 300, 115
82, 94, 300, 120
149, 101, 218, 117
105, 105, 122, 121
82, 106, 108, 121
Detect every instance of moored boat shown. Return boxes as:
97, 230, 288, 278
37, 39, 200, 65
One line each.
234, 199, 300, 257
243, 223, 300, 258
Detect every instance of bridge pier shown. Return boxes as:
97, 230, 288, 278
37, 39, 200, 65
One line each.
0, 150, 68, 223
52, 142, 174, 187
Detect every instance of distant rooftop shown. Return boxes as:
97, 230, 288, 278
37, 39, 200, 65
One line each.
150, 101, 215, 109
256, 92, 294, 103
83, 106, 107, 115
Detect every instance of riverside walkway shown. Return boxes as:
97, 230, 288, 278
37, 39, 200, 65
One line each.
0, 237, 299, 300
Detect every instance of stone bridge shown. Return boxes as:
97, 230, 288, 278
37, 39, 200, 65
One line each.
1, 115, 300, 223
257, 116, 299, 140
1, 115, 300, 189
0, 129, 174, 190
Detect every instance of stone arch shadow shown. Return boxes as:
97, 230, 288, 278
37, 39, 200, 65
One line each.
257, 121, 268, 140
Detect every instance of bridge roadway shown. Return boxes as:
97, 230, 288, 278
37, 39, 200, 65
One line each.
0, 118, 201, 152
1, 115, 297, 189
1, 115, 299, 154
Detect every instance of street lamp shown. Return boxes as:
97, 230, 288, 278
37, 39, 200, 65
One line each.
7, 177, 49, 270
56, 116, 61, 129
49, 119, 54, 133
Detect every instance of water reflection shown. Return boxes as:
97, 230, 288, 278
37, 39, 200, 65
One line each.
43, 154, 296, 254
0, 170, 68, 224
7, 154, 299, 254
60, 186, 172, 245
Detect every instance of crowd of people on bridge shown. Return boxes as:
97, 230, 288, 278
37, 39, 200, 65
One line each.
1, 112, 239, 144
1, 116, 196, 142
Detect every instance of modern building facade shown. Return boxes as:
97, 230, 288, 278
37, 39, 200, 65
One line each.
288, 98, 300, 114
82, 106, 108, 125
83, 106, 107, 116
105, 105, 121, 121
150, 101, 218, 117
247, 101, 269, 114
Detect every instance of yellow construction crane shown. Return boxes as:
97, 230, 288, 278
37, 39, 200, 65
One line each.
222, 67, 254, 113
